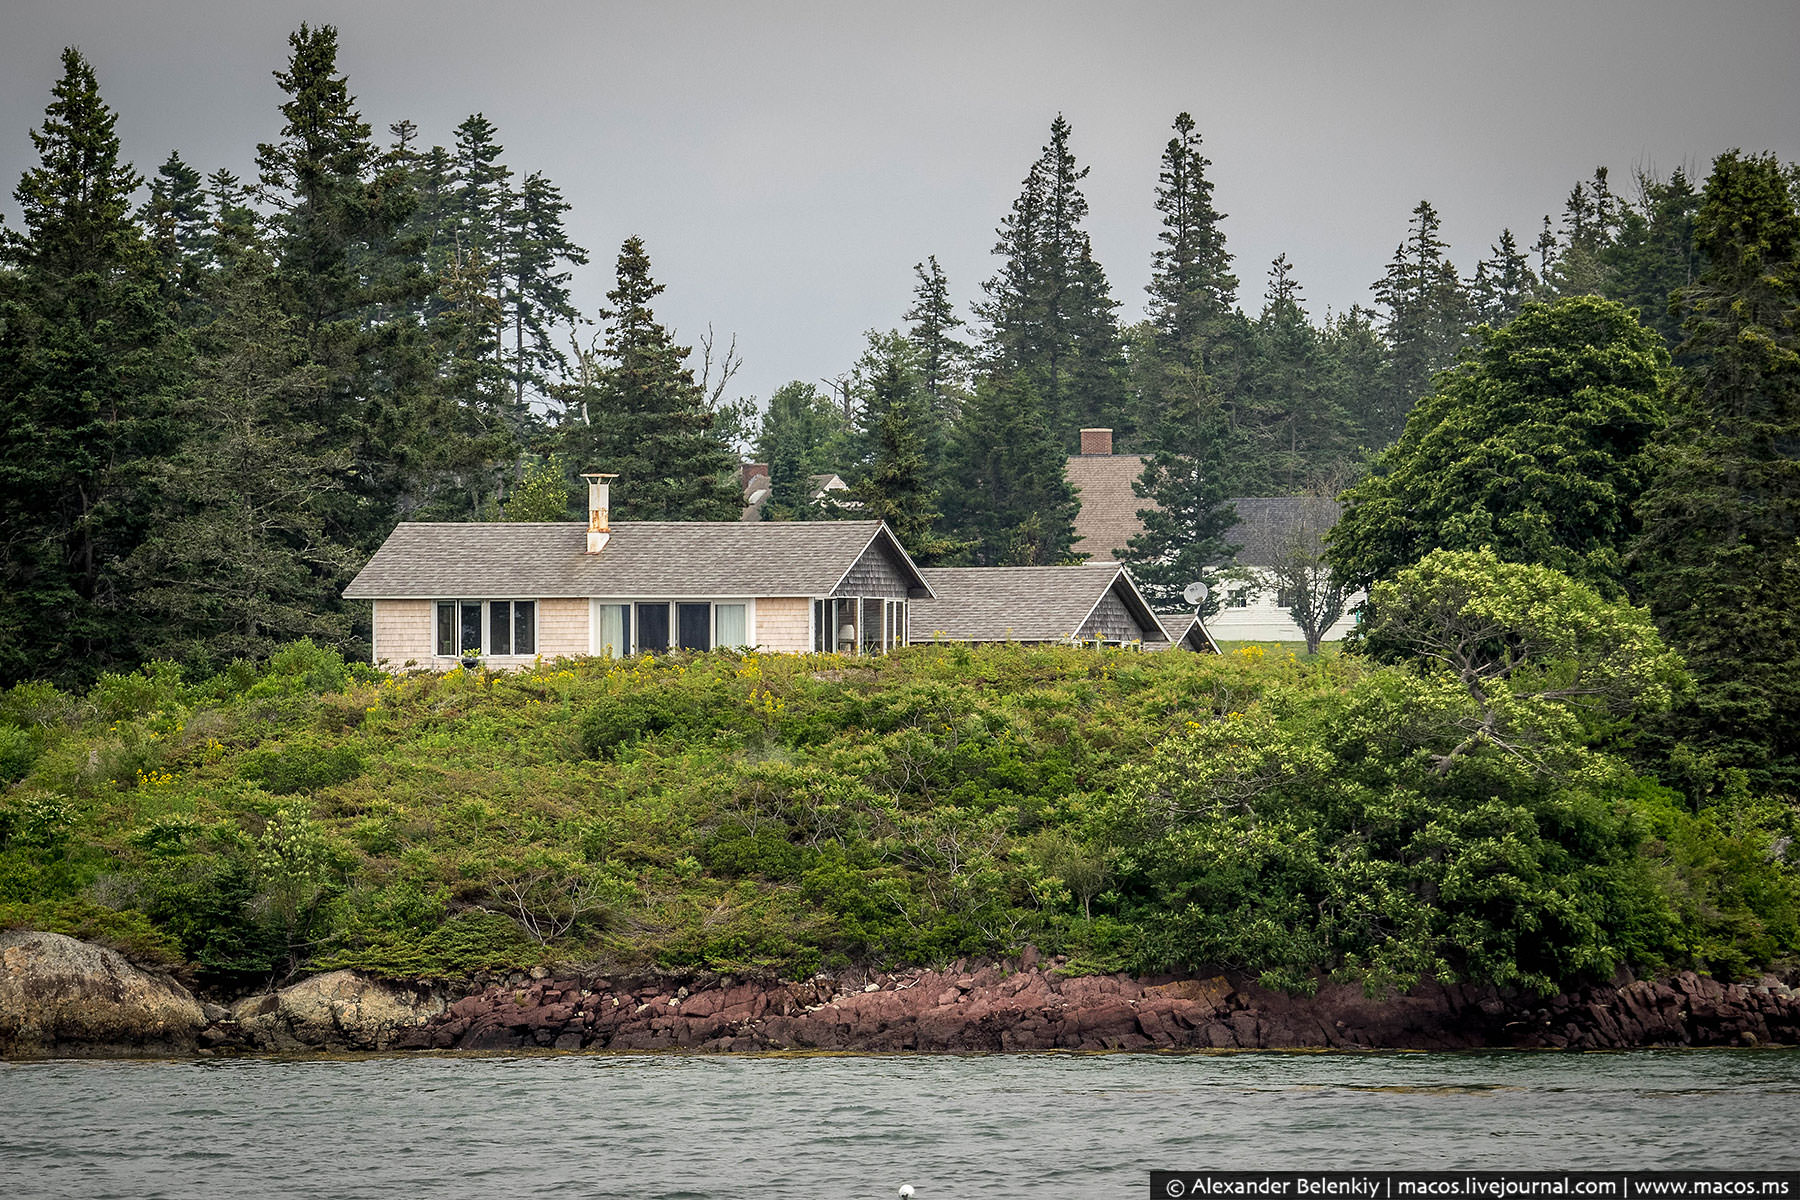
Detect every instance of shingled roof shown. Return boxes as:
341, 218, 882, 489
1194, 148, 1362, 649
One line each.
1063, 450, 1343, 572
1066, 452, 1148, 562
343, 520, 931, 600
910, 564, 1166, 643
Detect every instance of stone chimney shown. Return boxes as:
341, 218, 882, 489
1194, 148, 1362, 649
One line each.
579, 472, 617, 554
1080, 427, 1114, 455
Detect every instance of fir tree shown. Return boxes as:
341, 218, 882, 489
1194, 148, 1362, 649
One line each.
975, 116, 1126, 446
845, 333, 960, 563
0, 48, 188, 684
1238, 254, 1351, 493
944, 373, 1078, 566
1121, 362, 1239, 612
1602, 167, 1702, 349
1369, 199, 1474, 446
140, 151, 211, 319
1632, 150, 1800, 791
562, 237, 741, 520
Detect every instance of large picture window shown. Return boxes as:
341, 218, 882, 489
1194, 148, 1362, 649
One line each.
435, 600, 536, 657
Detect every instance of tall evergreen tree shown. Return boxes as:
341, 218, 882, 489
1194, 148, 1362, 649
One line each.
561, 237, 741, 520
123, 235, 354, 668
1121, 358, 1238, 613
140, 151, 211, 319
504, 171, 587, 409
254, 24, 433, 542
944, 373, 1078, 566
904, 255, 969, 426
0, 48, 188, 684
1602, 167, 1702, 349
975, 115, 1126, 446
1369, 199, 1474, 447
1632, 150, 1800, 791
845, 332, 960, 563
1145, 111, 1237, 350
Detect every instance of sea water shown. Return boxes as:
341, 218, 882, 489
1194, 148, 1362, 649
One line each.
2, 1050, 1796, 1198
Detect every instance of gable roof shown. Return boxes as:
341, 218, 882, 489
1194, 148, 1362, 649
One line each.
343, 520, 933, 600
910, 563, 1166, 643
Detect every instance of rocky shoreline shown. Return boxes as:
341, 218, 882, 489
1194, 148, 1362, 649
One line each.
4, 930, 1798, 1059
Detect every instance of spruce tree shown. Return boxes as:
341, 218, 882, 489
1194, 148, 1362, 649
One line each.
140, 151, 211, 319
975, 116, 1126, 446
1369, 199, 1474, 447
1121, 362, 1239, 612
562, 237, 741, 520
904, 255, 969, 426
504, 171, 587, 409
1632, 150, 1800, 791
1238, 255, 1351, 493
1470, 228, 1537, 328
944, 373, 1078, 566
1146, 112, 1237, 350
1602, 167, 1702, 349
0, 48, 187, 684
845, 333, 960, 563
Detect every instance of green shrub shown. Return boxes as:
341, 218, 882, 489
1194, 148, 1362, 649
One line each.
0, 897, 184, 968
0, 726, 40, 785
238, 741, 365, 793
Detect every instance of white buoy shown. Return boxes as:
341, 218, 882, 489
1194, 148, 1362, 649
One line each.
899, 1187, 915, 1198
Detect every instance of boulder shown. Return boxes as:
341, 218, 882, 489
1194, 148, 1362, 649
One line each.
0, 930, 205, 1057
232, 969, 447, 1052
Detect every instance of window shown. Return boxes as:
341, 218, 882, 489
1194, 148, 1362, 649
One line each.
886, 600, 908, 649
435, 601, 535, 657
596, 604, 630, 658
677, 603, 711, 651
636, 603, 670, 653
814, 600, 829, 652
715, 604, 747, 649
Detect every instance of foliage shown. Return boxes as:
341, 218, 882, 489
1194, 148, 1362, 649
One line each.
1331, 296, 1670, 596
0, 638, 1787, 994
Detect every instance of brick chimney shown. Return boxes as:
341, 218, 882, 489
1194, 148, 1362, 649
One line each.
579, 472, 617, 554
740, 462, 769, 488
1079, 427, 1114, 455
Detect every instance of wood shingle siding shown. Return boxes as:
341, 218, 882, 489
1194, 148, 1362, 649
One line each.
830, 537, 916, 600
372, 599, 433, 668
754, 597, 812, 652
1079, 588, 1145, 643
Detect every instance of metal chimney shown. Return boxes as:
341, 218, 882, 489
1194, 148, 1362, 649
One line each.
580, 472, 617, 554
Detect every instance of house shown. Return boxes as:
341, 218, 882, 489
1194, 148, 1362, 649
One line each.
344, 475, 932, 669
1063, 428, 1359, 644
909, 563, 1170, 648
739, 463, 853, 521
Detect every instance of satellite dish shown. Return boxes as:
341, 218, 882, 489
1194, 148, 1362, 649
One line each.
1182, 581, 1209, 606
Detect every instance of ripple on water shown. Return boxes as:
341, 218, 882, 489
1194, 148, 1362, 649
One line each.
2, 1050, 1799, 1198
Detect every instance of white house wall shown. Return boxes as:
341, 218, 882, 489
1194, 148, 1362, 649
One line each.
1207, 571, 1362, 643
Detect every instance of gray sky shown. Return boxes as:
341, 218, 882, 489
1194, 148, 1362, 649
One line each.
5, 1, 1797, 415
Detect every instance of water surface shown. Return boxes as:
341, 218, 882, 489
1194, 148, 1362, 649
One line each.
3, 1050, 1795, 1198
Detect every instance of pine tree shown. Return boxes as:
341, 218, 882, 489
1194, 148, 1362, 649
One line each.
904, 255, 969, 425
255, 24, 433, 543
1237, 254, 1351, 493
0, 48, 188, 684
504, 171, 586, 409
845, 333, 960, 563
1602, 167, 1702, 349
1632, 150, 1800, 791
754, 381, 850, 519
975, 116, 1126, 446
561, 237, 741, 520
1120, 360, 1239, 612
944, 373, 1078, 566
1546, 168, 1623, 297
140, 151, 211, 319
1369, 199, 1474, 447
1470, 228, 1536, 328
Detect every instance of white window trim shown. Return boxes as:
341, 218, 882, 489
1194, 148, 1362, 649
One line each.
585, 597, 757, 656
433, 598, 540, 659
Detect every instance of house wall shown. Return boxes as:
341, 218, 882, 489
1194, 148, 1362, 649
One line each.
832, 540, 913, 599
536, 598, 589, 660
755, 596, 812, 652
1079, 587, 1153, 643
373, 600, 434, 668
1208, 570, 1361, 643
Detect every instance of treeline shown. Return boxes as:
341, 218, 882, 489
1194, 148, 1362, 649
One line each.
0, 23, 1780, 693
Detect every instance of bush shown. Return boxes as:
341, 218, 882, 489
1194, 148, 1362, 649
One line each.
238, 741, 365, 794
0, 726, 40, 785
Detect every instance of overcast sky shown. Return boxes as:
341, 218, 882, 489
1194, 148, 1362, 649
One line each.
4, 1, 1797, 413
